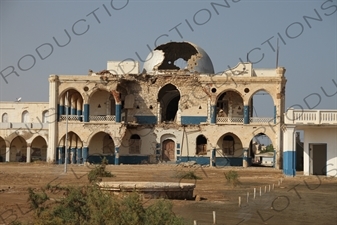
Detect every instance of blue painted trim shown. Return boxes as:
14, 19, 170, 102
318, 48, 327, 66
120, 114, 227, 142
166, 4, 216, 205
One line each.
71, 148, 76, 164
66, 148, 71, 164
177, 143, 180, 148
82, 147, 88, 163
283, 151, 296, 176
71, 108, 76, 115
60, 105, 65, 115
176, 150, 180, 155
114, 147, 119, 165
134, 115, 157, 124
212, 148, 216, 166
83, 104, 89, 122
244, 105, 249, 124
216, 157, 244, 166
57, 104, 62, 122
77, 148, 82, 164
210, 105, 216, 124
115, 104, 122, 123
87, 155, 115, 164
120, 156, 149, 164
274, 105, 276, 124
77, 110, 82, 122
181, 116, 207, 125
176, 156, 210, 165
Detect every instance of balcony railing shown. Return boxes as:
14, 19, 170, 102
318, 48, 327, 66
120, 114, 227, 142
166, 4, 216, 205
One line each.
89, 115, 116, 122
285, 109, 337, 125
250, 117, 274, 124
59, 115, 81, 121
217, 117, 243, 124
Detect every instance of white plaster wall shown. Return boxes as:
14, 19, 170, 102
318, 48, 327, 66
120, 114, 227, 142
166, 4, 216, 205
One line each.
303, 128, 337, 176
120, 128, 157, 156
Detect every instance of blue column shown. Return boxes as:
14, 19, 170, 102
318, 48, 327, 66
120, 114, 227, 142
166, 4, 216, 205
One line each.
71, 148, 76, 164
61, 147, 65, 164
274, 105, 277, 124
58, 104, 64, 121
83, 104, 89, 122
77, 109, 82, 122
66, 148, 71, 164
212, 148, 216, 167
82, 147, 88, 163
115, 103, 122, 122
71, 107, 76, 115
115, 146, 119, 165
244, 105, 250, 124
283, 150, 296, 176
77, 148, 82, 164
210, 104, 216, 124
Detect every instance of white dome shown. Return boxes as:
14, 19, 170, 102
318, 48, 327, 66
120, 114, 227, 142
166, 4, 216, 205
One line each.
143, 41, 214, 74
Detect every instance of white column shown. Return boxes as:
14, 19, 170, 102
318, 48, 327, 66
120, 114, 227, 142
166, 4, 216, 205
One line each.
26, 146, 31, 163
5, 147, 10, 162
283, 125, 296, 176
48, 75, 58, 163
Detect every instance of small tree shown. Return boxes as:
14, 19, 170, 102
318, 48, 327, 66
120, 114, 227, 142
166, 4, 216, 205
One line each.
87, 157, 115, 183
224, 170, 240, 187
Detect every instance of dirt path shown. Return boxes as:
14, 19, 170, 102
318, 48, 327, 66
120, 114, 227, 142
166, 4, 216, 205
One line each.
0, 163, 336, 224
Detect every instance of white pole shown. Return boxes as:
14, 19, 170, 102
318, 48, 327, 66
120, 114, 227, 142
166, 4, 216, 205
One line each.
213, 211, 216, 224
194, 220, 197, 225
254, 188, 256, 199
260, 187, 261, 196
64, 91, 69, 173
239, 196, 241, 207
269, 185, 271, 192
247, 192, 249, 203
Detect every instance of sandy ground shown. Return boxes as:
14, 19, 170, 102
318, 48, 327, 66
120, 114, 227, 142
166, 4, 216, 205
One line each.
0, 162, 336, 225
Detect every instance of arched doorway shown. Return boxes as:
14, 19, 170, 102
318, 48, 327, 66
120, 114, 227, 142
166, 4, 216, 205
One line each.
129, 134, 141, 154
249, 133, 274, 166
158, 84, 180, 123
10, 136, 27, 162
0, 137, 6, 162
216, 90, 243, 123
31, 136, 48, 162
196, 135, 207, 155
162, 139, 175, 161
88, 132, 115, 164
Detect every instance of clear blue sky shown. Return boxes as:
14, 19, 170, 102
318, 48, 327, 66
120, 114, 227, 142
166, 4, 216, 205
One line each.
1, 0, 336, 114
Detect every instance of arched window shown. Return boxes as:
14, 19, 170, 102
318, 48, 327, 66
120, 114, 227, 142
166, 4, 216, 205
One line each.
22, 111, 29, 123
2, 113, 8, 123
223, 135, 234, 155
196, 135, 207, 155
42, 110, 49, 123
129, 134, 141, 154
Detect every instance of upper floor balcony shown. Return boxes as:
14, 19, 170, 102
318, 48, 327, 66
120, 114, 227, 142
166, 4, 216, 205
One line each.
284, 109, 337, 125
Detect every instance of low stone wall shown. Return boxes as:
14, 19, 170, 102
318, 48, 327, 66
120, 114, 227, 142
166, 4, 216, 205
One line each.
99, 181, 196, 200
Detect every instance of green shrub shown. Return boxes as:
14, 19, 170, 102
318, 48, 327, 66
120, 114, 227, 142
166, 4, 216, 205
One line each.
224, 170, 240, 187
26, 185, 184, 225
173, 170, 202, 180
87, 157, 115, 183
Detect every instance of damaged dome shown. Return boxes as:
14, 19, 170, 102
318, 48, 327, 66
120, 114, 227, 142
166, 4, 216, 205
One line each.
143, 41, 214, 74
